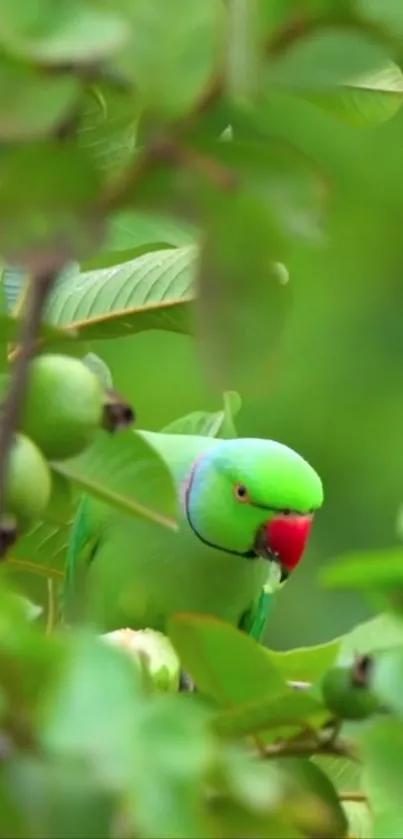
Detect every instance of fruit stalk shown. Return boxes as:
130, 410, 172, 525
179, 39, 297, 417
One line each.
0, 271, 57, 531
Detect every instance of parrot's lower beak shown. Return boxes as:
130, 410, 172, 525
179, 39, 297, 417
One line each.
254, 514, 313, 580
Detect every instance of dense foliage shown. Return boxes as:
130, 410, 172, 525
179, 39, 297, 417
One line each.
0, 0, 403, 836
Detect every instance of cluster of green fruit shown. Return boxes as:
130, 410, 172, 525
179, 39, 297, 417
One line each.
1, 354, 134, 553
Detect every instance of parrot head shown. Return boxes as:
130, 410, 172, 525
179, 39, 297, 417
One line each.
185, 438, 323, 586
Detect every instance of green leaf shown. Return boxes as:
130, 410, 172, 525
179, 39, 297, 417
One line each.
196, 187, 289, 393
51, 429, 177, 530
336, 613, 403, 666
0, 143, 101, 264
161, 391, 241, 438
42, 471, 74, 527
104, 210, 196, 252
268, 29, 403, 127
40, 631, 144, 774
78, 85, 138, 176
81, 242, 176, 272
0, 313, 75, 345
321, 547, 403, 590
44, 245, 195, 340
168, 614, 286, 707
371, 647, 403, 715
313, 753, 363, 798
81, 352, 114, 389
0, 0, 129, 64
5, 522, 68, 581
360, 718, 403, 838
342, 800, 372, 839
212, 689, 325, 739
266, 638, 341, 683
283, 759, 349, 839
6, 755, 115, 839
359, 0, 403, 39
0, 62, 79, 140
2, 265, 27, 313
225, 0, 265, 104
117, 0, 222, 118
41, 630, 215, 838
304, 63, 403, 129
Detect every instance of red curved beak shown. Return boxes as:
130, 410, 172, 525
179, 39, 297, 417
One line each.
266, 514, 313, 574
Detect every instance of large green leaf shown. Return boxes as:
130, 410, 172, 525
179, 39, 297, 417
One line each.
44, 245, 196, 340
51, 429, 178, 530
116, 0, 222, 119
169, 613, 286, 707
360, 718, 403, 838
0, 0, 129, 64
269, 29, 403, 127
40, 631, 215, 838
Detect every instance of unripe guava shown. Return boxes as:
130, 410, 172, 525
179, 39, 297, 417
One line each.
102, 628, 181, 693
20, 354, 104, 460
321, 664, 381, 721
5, 434, 51, 528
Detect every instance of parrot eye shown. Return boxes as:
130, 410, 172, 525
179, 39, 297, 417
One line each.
234, 483, 250, 503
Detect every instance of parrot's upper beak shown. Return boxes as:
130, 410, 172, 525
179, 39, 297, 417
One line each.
255, 513, 313, 581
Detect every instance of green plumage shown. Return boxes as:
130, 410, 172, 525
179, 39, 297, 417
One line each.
64, 431, 323, 643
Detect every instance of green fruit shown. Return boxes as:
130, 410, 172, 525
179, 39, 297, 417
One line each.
20, 355, 104, 460
321, 665, 381, 721
5, 434, 51, 527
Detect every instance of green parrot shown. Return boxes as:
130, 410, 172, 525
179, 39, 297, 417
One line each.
64, 431, 323, 647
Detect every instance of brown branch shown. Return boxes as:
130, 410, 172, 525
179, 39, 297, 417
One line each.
340, 791, 368, 804
263, 734, 360, 762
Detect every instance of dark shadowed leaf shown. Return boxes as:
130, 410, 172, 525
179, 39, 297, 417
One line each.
0, 61, 79, 140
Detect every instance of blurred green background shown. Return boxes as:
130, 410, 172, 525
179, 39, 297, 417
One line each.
86, 96, 403, 651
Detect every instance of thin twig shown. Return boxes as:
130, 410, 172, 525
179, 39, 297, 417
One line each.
340, 791, 368, 804
263, 734, 360, 762
46, 578, 55, 634
0, 271, 57, 524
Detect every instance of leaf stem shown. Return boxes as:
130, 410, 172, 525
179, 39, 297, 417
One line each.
263, 734, 360, 762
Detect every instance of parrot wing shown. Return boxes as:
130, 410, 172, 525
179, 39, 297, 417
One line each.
63, 493, 101, 624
